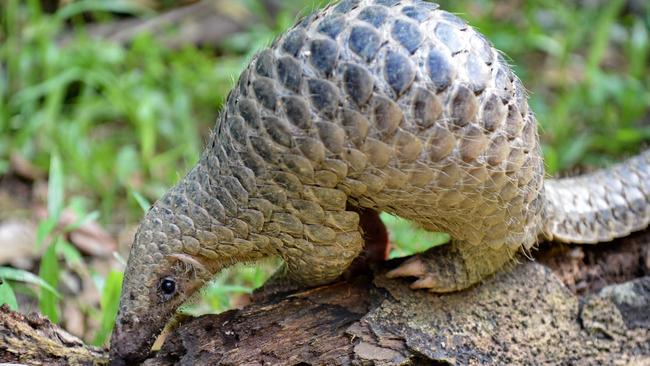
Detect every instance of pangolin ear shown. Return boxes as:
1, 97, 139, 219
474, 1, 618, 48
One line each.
164, 253, 211, 278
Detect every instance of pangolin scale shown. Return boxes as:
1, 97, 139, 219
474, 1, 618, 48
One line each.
109, 0, 650, 363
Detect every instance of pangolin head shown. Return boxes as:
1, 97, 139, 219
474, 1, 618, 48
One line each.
109, 202, 216, 364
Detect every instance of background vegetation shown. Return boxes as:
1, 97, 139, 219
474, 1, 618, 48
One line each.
0, 0, 648, 346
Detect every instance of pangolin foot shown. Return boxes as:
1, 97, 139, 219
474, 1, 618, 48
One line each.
386, 244, 471, 293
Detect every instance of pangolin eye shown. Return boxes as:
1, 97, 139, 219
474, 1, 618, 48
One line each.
158, 277, 176, 299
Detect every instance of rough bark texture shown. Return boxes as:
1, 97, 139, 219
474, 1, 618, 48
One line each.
143, 233, 649, 366
0, 304, 107, 365
143, 272, 649, 365
1, 232, 648, 365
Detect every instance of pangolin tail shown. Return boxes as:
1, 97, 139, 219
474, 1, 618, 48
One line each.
542, 150, 650, 243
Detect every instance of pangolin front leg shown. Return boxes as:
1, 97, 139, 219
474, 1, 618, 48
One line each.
387, 241, 517, 292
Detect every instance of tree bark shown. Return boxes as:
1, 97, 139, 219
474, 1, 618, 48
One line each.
1, 232, 648, 365
0, 304, 106, 365
144, 231, 649, 365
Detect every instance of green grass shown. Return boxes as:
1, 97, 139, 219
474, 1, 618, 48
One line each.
381, 213, 449, 258
2, 0, 243, 221
1, 0, 649, 345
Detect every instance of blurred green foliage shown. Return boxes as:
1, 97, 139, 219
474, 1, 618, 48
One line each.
380, 213, 449, 258
0, 0, 649, 345
180, 262, 273, 315
1, 0, 242, 221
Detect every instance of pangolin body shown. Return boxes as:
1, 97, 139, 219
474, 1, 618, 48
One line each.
109, 1, 650, 363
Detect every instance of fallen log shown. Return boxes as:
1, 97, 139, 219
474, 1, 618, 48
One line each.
145, 256, 650, 365
1, 232, 648, 365
0, 304, 107, 365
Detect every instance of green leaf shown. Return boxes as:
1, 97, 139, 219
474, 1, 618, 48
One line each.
559, 135, 591, 170
542, 145, 559, 176
207, 284, 253, 295
47, 153, 64, 220
131, 190, 151, 213
628, 19, 648, 79
38, 241, 61, 323
56, 0, 153, 20
0, 160, 9, 175
35, 216, 58, 248
63, 211, 100, 232
11, 68, 82, 106
0, 280, 18, 311
585, 0, 625, 77
92, 270, 123, 346
116, 145, 139, 185
0, 267, 60, 297
380, 213, 450, 259
56, 240, 84, 268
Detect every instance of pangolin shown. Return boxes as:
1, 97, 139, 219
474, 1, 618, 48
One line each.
109, 0, 650, 363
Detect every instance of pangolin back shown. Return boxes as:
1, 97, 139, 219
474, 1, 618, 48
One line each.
206, 0, 546, 257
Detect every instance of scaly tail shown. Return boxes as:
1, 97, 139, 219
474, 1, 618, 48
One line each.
543, 150, 650, 243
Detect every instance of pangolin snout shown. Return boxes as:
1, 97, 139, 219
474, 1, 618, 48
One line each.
109, 314, 157, 365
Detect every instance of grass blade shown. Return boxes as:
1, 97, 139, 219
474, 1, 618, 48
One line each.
63, 211, 101, 232
56, 0, 153, 20
35, 216, 58, 249
0, 267, 60, 297
38, 241, 61, 323
0, 280, 18, 311
92, 270, 123, 346
586, 0, 625, 76
47, 153, 64, 220
380, 213, 450, 259
131, 190, 151, 213
57, 240, 84, 268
